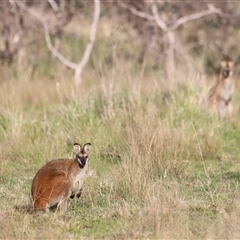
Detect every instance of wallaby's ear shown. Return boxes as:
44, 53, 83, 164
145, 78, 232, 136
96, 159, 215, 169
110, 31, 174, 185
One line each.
83, 143, 91, 154
73, 143, 82, 154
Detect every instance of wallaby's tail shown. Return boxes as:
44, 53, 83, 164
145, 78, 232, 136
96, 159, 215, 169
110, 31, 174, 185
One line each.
15, 204, 35, 214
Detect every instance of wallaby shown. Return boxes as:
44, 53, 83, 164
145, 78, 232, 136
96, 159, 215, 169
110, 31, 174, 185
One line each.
31, 143, 91, 212
206, 55, 235, 118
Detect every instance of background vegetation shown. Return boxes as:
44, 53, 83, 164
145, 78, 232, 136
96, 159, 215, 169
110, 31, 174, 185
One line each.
1, 1, 240, 239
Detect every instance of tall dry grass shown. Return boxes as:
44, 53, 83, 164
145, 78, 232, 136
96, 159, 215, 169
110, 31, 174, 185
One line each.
1, 14, 240, 239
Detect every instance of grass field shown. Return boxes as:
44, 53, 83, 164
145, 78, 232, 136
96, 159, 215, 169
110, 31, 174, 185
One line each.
1, 16, 240, 239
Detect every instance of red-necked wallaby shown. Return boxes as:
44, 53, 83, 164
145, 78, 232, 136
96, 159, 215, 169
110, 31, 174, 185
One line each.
207, 55, 235, 118
31, 143, 91, 212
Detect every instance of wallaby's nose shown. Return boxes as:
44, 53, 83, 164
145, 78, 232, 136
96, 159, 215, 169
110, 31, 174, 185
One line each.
77, 156, 87, 168
81, 159, 86, 166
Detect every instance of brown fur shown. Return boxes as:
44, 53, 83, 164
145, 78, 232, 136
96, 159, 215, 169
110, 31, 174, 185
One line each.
31, 143, 91, 213
207, 56, 235, 118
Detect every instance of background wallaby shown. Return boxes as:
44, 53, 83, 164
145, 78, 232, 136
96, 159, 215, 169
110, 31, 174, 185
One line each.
206, 55, 235, 118
31, 143, 91, 212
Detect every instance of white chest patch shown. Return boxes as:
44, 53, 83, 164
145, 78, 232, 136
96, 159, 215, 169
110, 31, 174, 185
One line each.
223, 79, 233, 100
74, 161, 88, 184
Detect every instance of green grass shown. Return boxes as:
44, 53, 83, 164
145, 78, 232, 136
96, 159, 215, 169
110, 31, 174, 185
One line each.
1, 14, 240, 240
2, 77, 240, 239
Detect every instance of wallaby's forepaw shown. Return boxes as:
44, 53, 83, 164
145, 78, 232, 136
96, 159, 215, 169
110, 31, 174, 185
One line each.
70, 188, 82, 199
76, 189, 82, 198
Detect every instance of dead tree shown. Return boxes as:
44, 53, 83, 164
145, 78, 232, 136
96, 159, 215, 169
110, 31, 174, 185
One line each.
16, 0, 100, 85
47, 0, 75, 61
0, 1, 24, 65
152, 3, 221, 83
118, 1, 222, 84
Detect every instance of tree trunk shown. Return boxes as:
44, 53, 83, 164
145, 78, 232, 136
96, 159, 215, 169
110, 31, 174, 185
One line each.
165, 30, 175, 84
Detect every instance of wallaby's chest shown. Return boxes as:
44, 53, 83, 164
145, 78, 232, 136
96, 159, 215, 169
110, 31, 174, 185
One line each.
74, 161, 88, 183
221, 78, 233, 100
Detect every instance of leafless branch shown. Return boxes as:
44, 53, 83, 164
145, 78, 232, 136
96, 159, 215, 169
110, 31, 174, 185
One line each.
49, 0, 75, 60
16, 0, 78, 69
9, 0, 24, 55
48, 0, 59, 12
170, 4, 222, 31
16, 0, 100, 85
74, 0, 100, 85
151, 3, 167, 31
152, 3, 221, 32
117, 1, 154, 21
119, 1, 222, 33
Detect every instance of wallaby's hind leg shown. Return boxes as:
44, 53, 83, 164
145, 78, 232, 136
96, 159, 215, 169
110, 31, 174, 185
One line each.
33, 199, 49, 213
